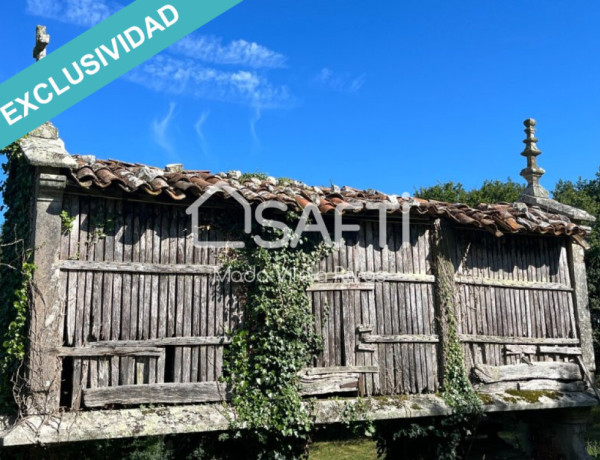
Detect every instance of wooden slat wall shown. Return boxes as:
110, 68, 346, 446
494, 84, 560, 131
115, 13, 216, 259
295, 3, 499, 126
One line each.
453, 230, 577, 369
312, 220, 438, 395
59, 193, 580, 407
60, 195, 234, 407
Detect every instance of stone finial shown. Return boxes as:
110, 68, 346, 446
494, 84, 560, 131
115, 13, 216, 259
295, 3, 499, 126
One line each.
520, 118, 549, 198
33, 25, 50, 61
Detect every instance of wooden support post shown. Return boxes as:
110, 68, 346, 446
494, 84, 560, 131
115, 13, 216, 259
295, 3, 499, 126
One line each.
431, 219, 460, 387
27, 170, 67, 414
568, 242, 596, 372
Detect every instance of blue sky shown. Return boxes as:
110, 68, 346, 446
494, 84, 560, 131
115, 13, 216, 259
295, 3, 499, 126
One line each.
1, 1, 599, 196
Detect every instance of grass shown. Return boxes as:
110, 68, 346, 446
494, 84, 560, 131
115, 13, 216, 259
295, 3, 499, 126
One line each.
310, 438, 377, 460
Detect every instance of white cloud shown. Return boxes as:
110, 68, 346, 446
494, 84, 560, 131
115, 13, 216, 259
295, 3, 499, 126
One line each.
26, 0, 116, 27
315, 67, 366, 93
126, 55, 293, 109
194, 110, 210, 157
25, 1, 294, 111
152, 103, 178, 160
171, 35, 286, 69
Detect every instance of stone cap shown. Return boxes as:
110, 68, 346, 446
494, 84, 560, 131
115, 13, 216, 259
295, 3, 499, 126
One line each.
516, 118, 596, 224
18, 122, 77, 169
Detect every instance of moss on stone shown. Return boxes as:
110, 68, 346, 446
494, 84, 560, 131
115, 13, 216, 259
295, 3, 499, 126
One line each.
503, 389, 563, 403
477, 393, 494, 405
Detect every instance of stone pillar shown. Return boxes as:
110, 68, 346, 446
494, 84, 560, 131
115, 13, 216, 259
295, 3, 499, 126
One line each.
529, 408, 592, 460
569, 242, 596, 373
18, 123, 76, 414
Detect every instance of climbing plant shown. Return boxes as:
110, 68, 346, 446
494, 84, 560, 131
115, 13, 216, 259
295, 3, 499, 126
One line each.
221, 214, 332, 459
376, 221, 482, 460
0, 139, 35, 413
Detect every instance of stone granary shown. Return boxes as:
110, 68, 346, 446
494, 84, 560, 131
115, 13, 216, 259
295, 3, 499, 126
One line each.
0, 115, 597, 456
0, 27, 598, 459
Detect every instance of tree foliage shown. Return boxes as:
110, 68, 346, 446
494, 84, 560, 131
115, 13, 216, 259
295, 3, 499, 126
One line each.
415, 179, 525, 206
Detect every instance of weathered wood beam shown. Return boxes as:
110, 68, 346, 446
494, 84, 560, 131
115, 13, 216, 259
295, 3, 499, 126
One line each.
362, 334, 439, 344
454, 275, 573, 292
89, 337, 232, 347
83, 382, 227, 407
307, 282, 374, 292
356, 344, 377, 353
472, 362, 582, 384
303, 366, 379, 375
56, 347, 163, 357
568, 242, 596, 371
3, 393, 598, 446
460, 335, 579, 345
58, 260, 218, 275
298, 373, 359, 396
477, 379, 585, 393
538, 346, 582, 356
83, 371, 364, 408
504, 345, 537, 355
357, 272, 436, 283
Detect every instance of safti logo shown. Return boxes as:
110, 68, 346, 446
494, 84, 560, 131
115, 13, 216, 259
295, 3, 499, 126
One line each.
186, 184, 416, 249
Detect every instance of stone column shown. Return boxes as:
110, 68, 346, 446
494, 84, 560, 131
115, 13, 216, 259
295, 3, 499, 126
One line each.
529, 408, 592, 460
19, 123, 76, 414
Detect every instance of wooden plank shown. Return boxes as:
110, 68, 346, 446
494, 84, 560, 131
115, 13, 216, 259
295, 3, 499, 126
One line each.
362, 334, 439, 343
477, 379, 586, 393
83, 382, 227, 407
504, 345, 537, 355
357, 272, 435, 283
304, 366, 379, 375
459, 335, 579, 345
58, 260, 219, 275
57, 346, 163, 357
307, 282, 375, 292
90, 337, 232, 347
298, 373, 359, 396
472, 362, 582, 384
455, 275, 573, 292
71, 197, 86, 409
539, 346, 582, 356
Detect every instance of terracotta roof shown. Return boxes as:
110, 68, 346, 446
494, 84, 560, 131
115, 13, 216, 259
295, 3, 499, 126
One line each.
69, 157, 589, 240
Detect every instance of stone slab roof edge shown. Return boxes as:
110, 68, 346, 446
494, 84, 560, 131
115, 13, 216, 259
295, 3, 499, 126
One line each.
517, 194, 596, 223
17, 122, 77, 169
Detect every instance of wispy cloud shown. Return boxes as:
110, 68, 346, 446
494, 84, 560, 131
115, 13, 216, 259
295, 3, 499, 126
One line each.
152, 103, 178, 160
26, 0, 116, 27
26, 1, 294, 111
126, 55, 293, 109
249, 108, 261, 150
171, 35, 286, 69
314, 67, 366, 93
194, 110, 210, 157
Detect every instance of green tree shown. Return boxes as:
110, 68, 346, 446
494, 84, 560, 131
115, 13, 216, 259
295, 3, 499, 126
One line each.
553, 169, 600, 363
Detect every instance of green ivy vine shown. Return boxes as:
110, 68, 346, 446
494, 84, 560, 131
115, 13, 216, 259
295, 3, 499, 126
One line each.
220, 218, 332, 459
0, 139, 35, 413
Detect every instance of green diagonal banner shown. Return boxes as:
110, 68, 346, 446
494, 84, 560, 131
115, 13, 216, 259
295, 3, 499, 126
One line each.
0, 0, 242, 148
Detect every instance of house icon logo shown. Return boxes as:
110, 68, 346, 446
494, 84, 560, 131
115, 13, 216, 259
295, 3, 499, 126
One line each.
185, 181, 252, 248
